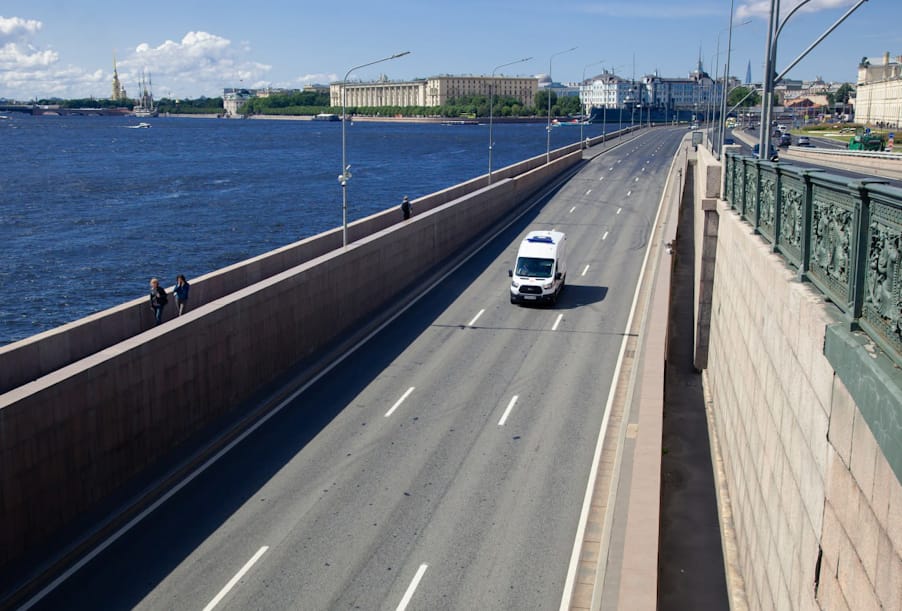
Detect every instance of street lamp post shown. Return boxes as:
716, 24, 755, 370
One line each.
581, 59, 605, 149
489, 56, 532, 184
340, 51, 410, 247
546, 46, 577, 163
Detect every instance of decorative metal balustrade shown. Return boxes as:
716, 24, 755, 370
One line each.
724, 151, 902, 365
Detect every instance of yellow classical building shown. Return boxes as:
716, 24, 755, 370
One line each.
330, 75, 538, 109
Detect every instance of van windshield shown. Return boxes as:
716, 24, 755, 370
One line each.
515, 257, 554, 278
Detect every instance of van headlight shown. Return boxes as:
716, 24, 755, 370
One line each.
511, 280, 520, 288
542, 281, 554, 289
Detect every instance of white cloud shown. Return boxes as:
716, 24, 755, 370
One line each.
0, 16, 42, 40
119, 31, 271, 97
737, 0, 857, 20
0, 19, 273, 100
296, 72, 338, 86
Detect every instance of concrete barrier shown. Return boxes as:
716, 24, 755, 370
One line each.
0, 151, 581, 575
0, 128, 637, 396
781, 145, 902, 180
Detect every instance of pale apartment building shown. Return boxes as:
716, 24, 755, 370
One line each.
855, 51, 902, 127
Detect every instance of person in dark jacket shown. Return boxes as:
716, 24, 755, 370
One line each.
173, 274, 190, 316
400, 195, 411, 220
149, 278, 168, 325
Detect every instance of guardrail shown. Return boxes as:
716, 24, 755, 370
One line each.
787, 145, 902, 159
724, 151, 902, 365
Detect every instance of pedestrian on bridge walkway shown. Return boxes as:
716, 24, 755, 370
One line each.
149, 278, 168, 326
401, 195, 411, 220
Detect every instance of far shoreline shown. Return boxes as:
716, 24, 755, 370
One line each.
164, 113, 549, 125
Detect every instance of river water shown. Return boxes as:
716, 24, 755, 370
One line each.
0, 114, 614, 345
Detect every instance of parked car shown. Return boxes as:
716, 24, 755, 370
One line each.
797, 136, 812, 147
724, 138, 736, 145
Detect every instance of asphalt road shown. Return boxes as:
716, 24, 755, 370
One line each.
26, 128, 685, 611
728, 127, 902, 187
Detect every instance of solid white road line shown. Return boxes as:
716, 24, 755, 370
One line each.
16, 143, 585, 611
551, 314, 564, 331
559, 132, 685, 611
581, 264, 590, 277
498, 395, 519, 426
617, 207, 622, 214
467, 308, 485, 327
396, 563, 429, 611
385, 387, 415, 418
202, 546, 269, 611
569, 206, 576, 214
602, 231, 609, 240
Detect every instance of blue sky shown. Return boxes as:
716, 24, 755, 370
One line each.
1, 0, 898, 100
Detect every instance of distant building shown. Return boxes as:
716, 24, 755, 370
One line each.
855, 52, 902, 127
580, 61, 729, 117
579, 70, 636, 110
329, 75, 538, 108
537, 74, 580, 98
111, 56, 127, 102
223, 88, 254, 116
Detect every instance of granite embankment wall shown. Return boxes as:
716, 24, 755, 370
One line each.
0, 150, 583, 575
693, 148, 901, 610
0, 127, 635, 395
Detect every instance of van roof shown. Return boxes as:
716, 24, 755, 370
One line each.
518, 230, 565, 258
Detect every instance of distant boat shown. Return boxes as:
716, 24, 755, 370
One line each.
133, 69, 158, 118
0, 115, 9, 120
442, 120, 479, 126
313, 113, 339, 122
127, 122, 152, 129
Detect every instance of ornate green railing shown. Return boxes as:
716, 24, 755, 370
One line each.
724, 151, 902, 365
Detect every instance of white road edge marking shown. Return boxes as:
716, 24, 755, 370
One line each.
385, 387, 415, 418
202, 546, 269, 611
467, 308, 485, 327
551, 313, 564, 331
498, 395, 519, 426
569, 206, 576, 214
617, 207, 622, 214
602, 231, 609, 241
396, 563, 429, 611
581, 264, 590, 277
558, 133, 684, 611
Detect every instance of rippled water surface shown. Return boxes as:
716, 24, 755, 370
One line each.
0, 114, 612, 344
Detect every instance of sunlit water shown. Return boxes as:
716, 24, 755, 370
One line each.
0, 114, 613, 344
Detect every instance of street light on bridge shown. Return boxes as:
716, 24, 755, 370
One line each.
546, 46, 577, 164
339, 51, 410, 247
580, 59, 605, 150
488, 56, 533, 185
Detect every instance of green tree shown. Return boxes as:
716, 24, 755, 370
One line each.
727, 86, 760, 108
835, 83, 854, 105
535, 90, 557, 111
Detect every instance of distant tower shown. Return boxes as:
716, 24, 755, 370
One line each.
111, 54, 127, 101
745, 60, 752, 85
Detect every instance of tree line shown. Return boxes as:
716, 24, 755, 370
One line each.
237, 91, 584, 118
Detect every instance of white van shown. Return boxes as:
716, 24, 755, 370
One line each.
509, 230, 567, 305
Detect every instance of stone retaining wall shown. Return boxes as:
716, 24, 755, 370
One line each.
0, 151, 581, 573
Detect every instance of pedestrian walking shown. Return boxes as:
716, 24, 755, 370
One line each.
400, 195, 411, 220
173, 274, 190, 316
149, 278, 168, 326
